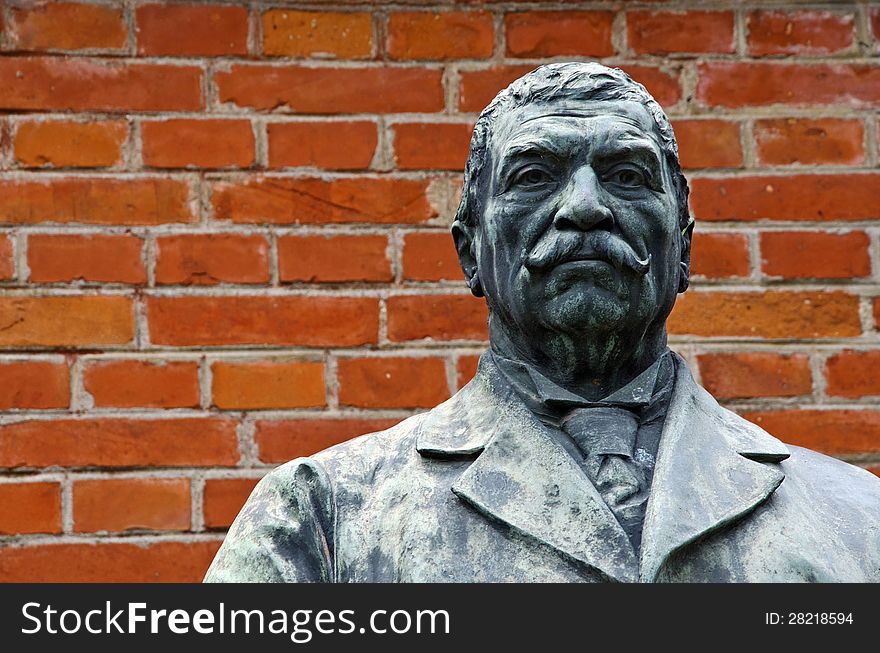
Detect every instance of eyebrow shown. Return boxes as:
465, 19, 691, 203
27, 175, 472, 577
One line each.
592, 138, 662, 169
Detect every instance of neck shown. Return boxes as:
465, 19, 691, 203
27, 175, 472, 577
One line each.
489, 316, 667, 401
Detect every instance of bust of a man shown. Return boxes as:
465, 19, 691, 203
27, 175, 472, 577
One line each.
206, 63, 880, 583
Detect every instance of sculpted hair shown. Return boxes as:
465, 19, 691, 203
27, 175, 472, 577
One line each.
454, 62, 692, 236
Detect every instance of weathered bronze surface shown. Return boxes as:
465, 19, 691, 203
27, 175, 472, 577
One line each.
205, 63, 880, 583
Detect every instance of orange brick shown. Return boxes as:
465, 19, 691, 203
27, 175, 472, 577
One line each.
142, 119, 254, 169
255, 418, 402, 463
456, 355, 481, 388
745, 410, 880, 456
0, 296, 133, 347
0, 57, 203, 112
0, 482, 62, 535
268, 121, 377, 170
402, 232, 461, 282
136, 3, 248, 56
673, 120, 742, 169
216, 65, 444, 114
0, 541, 220, 582
83, 360, 200, 409
754, 118, 864, 166
387, 294, 488, 342
14, 119, 126, 168
690, 232, 750, 279
338, 356, 449, 409
0, 235, 14, 280
147, 296, 379, 347
155, 234, 270, 286
760, 231, 870, 279
9, 2, 127, 51
505, 11, 614, 58
27, 234, 146, 284
628, 10, 735, 54
212, 177, 437, 225
668, 291, 861, 339
278, 234, 391, 283
387, 11, 494, 60
698, 352, 812, 400
747, 10, 855, 56
393, 122, 472, 171
825, 350, 880, 398
203, 477, 263, 529
0, 418, 239, 468
263, 10, 373, 59
0, 177, 195, 225
0, 360, 69, 409
211, 359, 326, 410
73, 478, 191, 533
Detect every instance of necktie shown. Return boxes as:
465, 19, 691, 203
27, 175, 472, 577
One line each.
561, 406, 649, 548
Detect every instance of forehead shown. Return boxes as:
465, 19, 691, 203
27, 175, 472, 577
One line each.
491, 100, 662, 158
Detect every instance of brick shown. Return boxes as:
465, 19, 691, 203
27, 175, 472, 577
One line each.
628, 10, 734, 55
698, 352, 812, 400
263, 10, 372, 59
0, 418, 238, 468
697, 62, 880, 108
873, 9, 880, 41
668, 291, 861, 339
268, 121, 377, 170
387, 11, 493, 60
83, 360, 200, 409
505, 11, 614, 58
255, 418, 402, 463
744, 410, 880, 456
203, 477, 263, 529
458, 64, 681, 113
338, 356, 449, 408
747, 10, 854, 56
0, 235, 14, 280
212, 359, 325, 410
9, 2, 127, 51
27, 234, 146, 284
142, 119, 255, 169
875, 298, 880, 330
393, 122, 472, 171
690, 232, 750, 279
0, 540, 220, 582
690, 174, 880, 222
825, 350, 880, 398
278, 234, 391, 283
147, 296, 379, 347
387, 295, 488, 342
403, 232, 461, 282
0, 57, 202, 112
14, 119, 127, 168
760, 231, 870, 279
136, 3, 247, 56
0, 177, 195, 225
456, 355, 481, 388
0, 360, 70, 409
0, 296, 133, 347
754, 118, 864, 166
673, 120, 742, 169
212, 177, 437, 225
0, 482, 61, 535
73, 478, 191, 533
155, 234, 270, 286
216, 65, 444, 114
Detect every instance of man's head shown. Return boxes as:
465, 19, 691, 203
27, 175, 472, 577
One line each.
452, 62, 692, 373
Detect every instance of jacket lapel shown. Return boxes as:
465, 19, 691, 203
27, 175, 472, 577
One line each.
639, 355, 790, 582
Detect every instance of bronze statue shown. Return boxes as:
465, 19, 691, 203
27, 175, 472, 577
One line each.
205, 63, 880, 583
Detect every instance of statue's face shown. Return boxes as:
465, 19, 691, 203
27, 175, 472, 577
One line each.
475, 100, 684, 344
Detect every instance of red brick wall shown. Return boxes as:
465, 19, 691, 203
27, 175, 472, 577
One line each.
0, 1, 878, 582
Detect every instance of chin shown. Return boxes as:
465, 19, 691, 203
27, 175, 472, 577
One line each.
536, 291, 631, 337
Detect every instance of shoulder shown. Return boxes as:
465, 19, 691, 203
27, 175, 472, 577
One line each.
779, 444, 880, 511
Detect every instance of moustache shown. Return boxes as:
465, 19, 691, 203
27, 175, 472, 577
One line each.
524, 231, 651, 276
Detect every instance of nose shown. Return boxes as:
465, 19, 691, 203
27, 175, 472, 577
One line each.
553, 165, 614, 232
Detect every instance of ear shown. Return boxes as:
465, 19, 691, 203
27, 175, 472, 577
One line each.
451, 220, 484, 297
678, 218, 695, 294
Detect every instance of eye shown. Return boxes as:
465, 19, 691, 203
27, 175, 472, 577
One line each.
512, 166, 554, 188
605, 166, 647, 188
